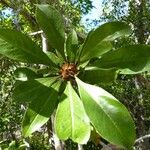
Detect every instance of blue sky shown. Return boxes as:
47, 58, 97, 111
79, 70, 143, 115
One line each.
81, 0, 103, 29
1, 0, 103, 30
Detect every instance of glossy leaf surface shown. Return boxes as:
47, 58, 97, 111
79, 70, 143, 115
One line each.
76, 77, 135, 149
0, 29, 52, 65
80, 22, 131, 62
46, 51, 63, 66
93, 45, 150, 74
22, 80, 61, 137
36, 5, 65, 57
78, 67, 117, 84
55, 82, 91, 144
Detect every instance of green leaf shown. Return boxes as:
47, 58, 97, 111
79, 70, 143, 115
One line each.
0, 29, 52, 65
14, 67, 41, 81
55, 82, 91, 144
76, 77, 135, 149
46, 51, 64, 66
22, 80, 61, 137
13, 77, 58, 103
78, 67, 117, 84
79, 22, 131, 63
66, 29, 78, 62
93, 45, 150, 74
80, 41, 112, 63
36, 5, 65, 58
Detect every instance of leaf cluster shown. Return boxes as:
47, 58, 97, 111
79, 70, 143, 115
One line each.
0, 4, 150, 149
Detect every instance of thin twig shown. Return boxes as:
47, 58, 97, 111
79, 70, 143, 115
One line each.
135, 134, 150, 143
146, 35, 150, 44
28, 30, 43, 36
41, 33, 48, 52
78, 144, 83, 150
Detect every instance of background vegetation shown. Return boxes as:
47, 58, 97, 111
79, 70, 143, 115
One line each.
0, 0, 150, 149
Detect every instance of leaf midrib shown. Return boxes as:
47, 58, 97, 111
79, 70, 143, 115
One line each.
68, 83, 75, 138
90, 93, 127, 147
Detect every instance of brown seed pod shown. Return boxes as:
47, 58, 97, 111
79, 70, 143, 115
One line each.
59, 63, 78, 80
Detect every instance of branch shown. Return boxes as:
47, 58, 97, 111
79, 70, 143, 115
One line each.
41, 32, 48, 53
78, 144, 83, 150
28, 30, 43, 36
135, 134, 150, 143
146, 35, 150, 44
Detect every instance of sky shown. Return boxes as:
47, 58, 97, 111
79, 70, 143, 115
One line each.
81, 0, 103, 30
1, 0, 103, 30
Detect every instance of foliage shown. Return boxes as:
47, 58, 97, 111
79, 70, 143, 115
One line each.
0, 0, 93, 32
1, 4, 150, 149
100, 1, 150, 149
0, 58, 23, 149
0, 1, 93, 149
101, 0, 150, 44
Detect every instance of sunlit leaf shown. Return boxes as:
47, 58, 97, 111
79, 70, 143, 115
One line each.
22, 80, 61, 137
79, 22, 131, 62
76, 77, 135, 149
55, 82, 91, 144
93, 45, 150, 74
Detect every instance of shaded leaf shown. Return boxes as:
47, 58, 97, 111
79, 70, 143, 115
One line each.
46, 51, 64, 66
80, 41, 112, 63
66, 29, 78, 62
76, 77, 135, 149
14, 67, 41, 81
13, 77, 58, 102
93, 45, 150, 74
0, 29, 52, 65
22, 81, 61, 137
55, 82, 91, 144
36, 5, 65, 58
78, 67, 117, 84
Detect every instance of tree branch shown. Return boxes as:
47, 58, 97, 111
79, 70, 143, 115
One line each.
146, 35, 150, 44
135, 134, 150, 143
28, 30, 43, 36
